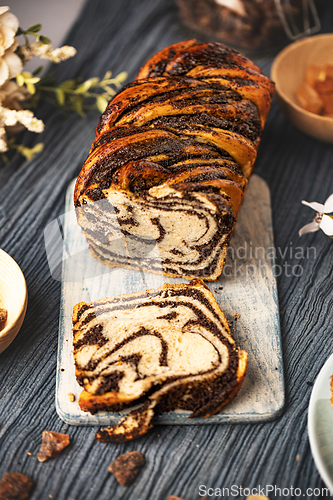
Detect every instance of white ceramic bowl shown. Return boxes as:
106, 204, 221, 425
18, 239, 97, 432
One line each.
308, 352, 333, 494
271, 33, 333, 143
0, 249, 28, 354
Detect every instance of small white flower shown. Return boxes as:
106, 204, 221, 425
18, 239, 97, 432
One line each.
299, 194, 333, 237
48, 45, 76, 63
20, 42, 76, 64
0, 7, 22, 86
0, 106, 44, 134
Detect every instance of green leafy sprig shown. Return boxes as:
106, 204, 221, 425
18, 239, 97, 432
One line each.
17, 23, 51, 46
1, 19, 128, 163
30, 70, 128, 116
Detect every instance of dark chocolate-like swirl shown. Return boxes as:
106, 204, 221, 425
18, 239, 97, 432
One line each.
73, 280, 247, 441
74, 40, 274, 281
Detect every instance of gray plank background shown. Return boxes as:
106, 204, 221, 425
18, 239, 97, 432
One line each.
1, 0, 333, 499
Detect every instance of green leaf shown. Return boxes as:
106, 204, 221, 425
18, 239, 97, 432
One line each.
72, 97, 85, 117
96, 95, 108, 113
39, 35, 51, 45
75, 78, 99, 94
16, 27, 24, 36
27, 23, 42, 32
102, 85, 116, 96
59, 79, 77, 90
31, 143, 44, 155
55, 88, 65, 106
32, 65, 44, 76
103, 71, 112, 80
17, 142, 44, 161
115, 71, 127, 82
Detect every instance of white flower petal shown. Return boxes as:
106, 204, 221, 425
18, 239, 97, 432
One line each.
0, 58, 9, 86
319, 214, 333, 236
323, 194, 333, 214
301, 200, 325, 212
3, 51, 22, 78
298, 221, 320, 237
0, 7, 9, 18
0, 11, 19, 33
6, 39, 18, 54
0, 25, 16, 50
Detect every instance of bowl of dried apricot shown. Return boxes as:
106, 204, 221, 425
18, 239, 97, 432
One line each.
271, 33, 333, 143
0, 249, 28, 354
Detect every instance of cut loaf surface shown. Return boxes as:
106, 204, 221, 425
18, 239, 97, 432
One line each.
72, 280, 247, 441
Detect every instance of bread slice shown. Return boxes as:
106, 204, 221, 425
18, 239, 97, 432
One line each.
72, 279, 247, 441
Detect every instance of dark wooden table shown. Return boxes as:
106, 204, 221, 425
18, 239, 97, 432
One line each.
1, 1, 333, 499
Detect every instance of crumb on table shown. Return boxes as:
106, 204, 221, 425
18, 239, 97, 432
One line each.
37, 430, 70, 462
109, 451, 145, 486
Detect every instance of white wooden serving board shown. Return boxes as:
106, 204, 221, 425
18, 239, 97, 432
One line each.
55, 174, 284, 426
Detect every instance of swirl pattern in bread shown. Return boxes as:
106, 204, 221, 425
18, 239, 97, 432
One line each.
74, 40, 274, 280
73, 280, 247, 441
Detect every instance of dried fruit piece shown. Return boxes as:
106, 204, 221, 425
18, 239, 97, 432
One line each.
37, 430, 70, 462
297, 63, 333, 117
305, 64, 326, 87
0, 472, 34, 500
108, 451, 145, 486
326, 64, 333, 79
296, 82, 323, 114
321, 93, 333, 116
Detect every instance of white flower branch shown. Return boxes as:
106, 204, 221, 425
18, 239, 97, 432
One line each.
0, 7, 127, 161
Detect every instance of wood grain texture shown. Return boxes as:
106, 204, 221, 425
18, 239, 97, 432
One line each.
0, 0, 333, 499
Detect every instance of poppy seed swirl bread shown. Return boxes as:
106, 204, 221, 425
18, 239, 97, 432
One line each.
74, 40, 274, 281
73, 280, 247, 441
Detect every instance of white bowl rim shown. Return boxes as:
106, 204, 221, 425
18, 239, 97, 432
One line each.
0, 249, 28, 338
271, 33, 333, 123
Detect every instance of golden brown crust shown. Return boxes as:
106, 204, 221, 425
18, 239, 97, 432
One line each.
74, 40, 273, 281
136, 40, 262, 79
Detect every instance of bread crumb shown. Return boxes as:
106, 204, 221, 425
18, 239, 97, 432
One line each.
296, 454, 300, 462
68, 393, 75, 402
